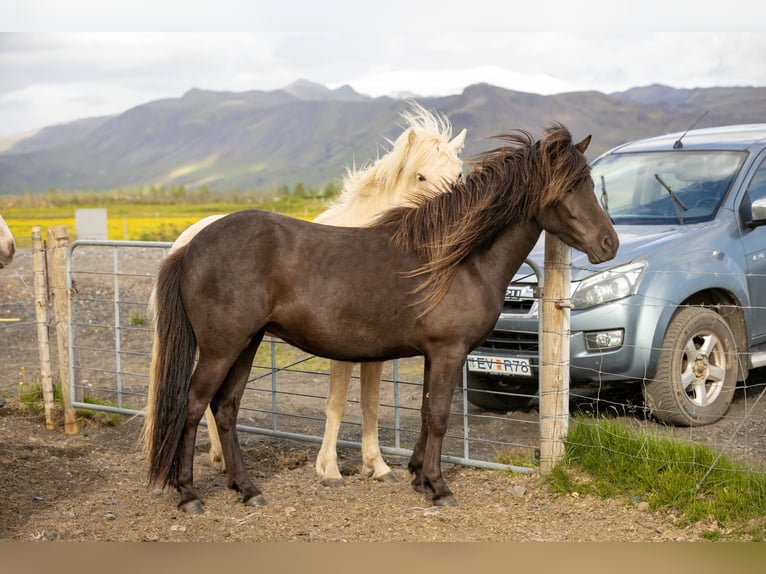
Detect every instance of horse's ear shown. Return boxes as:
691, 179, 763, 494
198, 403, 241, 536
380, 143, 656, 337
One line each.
575, 134, 592, 153
407, 128, 417, 147
450, 128, 467, 152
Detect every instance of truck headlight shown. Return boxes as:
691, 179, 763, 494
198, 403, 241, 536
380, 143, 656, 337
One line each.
571, 261, 646, 310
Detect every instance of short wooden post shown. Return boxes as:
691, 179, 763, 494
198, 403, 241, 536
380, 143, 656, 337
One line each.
47, 225, 78, 434
32, 227, 56, 430
538, 233, 571, 473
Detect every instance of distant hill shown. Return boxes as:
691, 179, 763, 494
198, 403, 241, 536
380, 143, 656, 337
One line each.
1, 116, 113, 156
1, 80, 764, 194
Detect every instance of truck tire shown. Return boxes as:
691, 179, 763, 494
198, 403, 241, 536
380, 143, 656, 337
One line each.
643, 307, 737, 426
466, 372, 535, 412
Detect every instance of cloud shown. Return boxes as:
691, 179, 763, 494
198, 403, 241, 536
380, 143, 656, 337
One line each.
0, 5, 765, 136
3, 0, 763, 32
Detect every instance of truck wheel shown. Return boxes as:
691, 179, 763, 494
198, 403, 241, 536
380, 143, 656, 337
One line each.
643, 307, 737, 426
466, 372, 535, 412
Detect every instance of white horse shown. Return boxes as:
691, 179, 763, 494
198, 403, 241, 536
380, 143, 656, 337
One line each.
0, 214, 15, 269
154, 102, 466, 486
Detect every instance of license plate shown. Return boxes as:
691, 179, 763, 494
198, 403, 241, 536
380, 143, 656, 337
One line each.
466, 354, 532, 376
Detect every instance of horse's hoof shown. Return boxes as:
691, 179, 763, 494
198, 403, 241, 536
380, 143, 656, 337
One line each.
433, 494, 459, 508
179, 499, 205, 514
410, 478, 428, 494
375, 471, 400, 484
244, 494, 268, 507
208, 457, 226, 473
321, 478, 345, 489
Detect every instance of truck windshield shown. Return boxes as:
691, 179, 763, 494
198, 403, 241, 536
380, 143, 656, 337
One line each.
591, 150, 745, 225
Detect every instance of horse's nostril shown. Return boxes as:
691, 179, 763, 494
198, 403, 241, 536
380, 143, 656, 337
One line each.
603, 233, 619, 254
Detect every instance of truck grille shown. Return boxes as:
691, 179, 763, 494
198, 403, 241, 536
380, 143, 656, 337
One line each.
502, 298, 535, 314
482, 331, 539, 353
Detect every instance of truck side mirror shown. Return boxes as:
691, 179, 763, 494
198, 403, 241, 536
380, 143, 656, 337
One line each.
748, 197, 766, 227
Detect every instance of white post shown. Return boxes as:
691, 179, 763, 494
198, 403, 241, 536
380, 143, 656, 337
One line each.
32, 227, 56, 429
538, 232, 571, 473
47, 225, 78, 434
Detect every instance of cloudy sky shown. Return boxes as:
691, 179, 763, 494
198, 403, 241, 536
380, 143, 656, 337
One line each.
1, 1, 764, 137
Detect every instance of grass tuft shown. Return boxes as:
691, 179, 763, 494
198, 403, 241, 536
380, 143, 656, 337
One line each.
545, 417, 766, 539
14, 382, 123, 427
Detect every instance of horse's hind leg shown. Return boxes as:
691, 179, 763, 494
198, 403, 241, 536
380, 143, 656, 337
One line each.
176, 357, 234, 514
316, 360, 353, 487
211, 335, 267, 507
360, 361, 397, 483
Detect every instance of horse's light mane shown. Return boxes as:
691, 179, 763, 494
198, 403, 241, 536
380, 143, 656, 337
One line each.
319, 102, 457, 220
374, 124, 591, 315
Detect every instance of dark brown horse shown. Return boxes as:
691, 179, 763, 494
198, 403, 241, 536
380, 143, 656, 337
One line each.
144, 124, 619, 513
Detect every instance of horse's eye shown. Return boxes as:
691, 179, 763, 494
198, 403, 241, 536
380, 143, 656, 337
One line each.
417, 174, 426, 182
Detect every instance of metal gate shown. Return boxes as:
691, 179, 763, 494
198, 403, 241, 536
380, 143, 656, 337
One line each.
66, 240, 537, 473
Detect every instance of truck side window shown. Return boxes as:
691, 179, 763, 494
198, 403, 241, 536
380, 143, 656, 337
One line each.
748, 158, 766, 202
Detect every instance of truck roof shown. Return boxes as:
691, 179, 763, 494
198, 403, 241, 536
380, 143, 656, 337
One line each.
608, 123, 766, 153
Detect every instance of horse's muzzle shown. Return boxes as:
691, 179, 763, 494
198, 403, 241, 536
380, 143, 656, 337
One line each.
588, 232, 619, 264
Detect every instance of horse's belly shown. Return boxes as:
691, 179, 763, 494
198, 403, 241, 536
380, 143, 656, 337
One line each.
266, 314, 419, 363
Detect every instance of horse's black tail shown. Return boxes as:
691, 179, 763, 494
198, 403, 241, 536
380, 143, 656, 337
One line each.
142, 245, 197, 489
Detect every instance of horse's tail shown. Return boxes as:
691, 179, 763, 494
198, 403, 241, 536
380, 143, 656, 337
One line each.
142, 244, 197, 489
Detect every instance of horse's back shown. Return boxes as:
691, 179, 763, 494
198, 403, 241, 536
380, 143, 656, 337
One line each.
185, 209, 412, 303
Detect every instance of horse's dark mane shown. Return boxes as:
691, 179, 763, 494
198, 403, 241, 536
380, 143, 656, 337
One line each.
372, 123, 591, 314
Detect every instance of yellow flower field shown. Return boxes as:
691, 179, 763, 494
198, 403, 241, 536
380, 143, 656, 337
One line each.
6, 215, 213, 246
2, 198, 328, 248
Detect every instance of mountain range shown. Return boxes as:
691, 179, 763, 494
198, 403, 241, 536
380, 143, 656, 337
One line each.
1, 79, 765, 195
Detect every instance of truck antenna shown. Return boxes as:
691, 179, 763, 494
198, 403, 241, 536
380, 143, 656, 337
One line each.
673, 110, 708, 149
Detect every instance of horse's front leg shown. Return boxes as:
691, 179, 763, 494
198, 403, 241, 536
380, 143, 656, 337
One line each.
360, 361, 397, 483
408, 355, 463, 507
408, 359, 430, 487
316, 360, 354, 487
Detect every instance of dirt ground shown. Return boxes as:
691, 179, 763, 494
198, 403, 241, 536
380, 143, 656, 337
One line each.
1, 399, 715, 543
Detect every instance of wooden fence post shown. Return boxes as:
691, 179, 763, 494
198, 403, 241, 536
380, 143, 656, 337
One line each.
32, 227, 56, 430
538, 233, 571, 473
47, 225, 78, 434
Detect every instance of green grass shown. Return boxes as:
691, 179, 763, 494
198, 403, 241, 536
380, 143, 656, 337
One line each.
545, 417, 766, 540
128, 310, 148, 327
76, 396, 124, 427
14, 381, 123, 427
496, 447, 539, 469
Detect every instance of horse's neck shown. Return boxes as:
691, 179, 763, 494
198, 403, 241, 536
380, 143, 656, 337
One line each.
473, 221, 543, 289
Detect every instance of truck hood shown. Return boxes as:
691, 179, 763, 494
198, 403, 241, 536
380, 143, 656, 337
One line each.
519, 222, 721, 283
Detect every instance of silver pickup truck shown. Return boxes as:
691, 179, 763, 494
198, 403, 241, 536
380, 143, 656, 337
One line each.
466, 123, 766, 426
